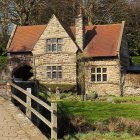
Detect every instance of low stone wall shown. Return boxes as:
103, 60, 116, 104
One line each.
123, 73, 140, 96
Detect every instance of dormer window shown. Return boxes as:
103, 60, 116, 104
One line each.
47, 38, 63, 52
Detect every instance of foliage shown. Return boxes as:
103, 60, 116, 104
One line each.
58, 100, 140, 124
88, 91, 98, 100
0, 34, 9, 55
45, 84, 77, 93
38, 92, 49, 100
63, 132, 140, 140
58, 98, 140, 139
99, 96, 140, 104
83, 0, 140, 57
0, 56, 8, 70
0, 0, 139, 57
131, 56, 140, 65
70, 116, 95, 133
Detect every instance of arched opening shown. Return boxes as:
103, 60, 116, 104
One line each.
12, 65, 33, 81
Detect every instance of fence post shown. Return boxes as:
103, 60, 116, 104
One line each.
51, 102, 57, 140
6, 82, 11, 98
26, 88, 31, 120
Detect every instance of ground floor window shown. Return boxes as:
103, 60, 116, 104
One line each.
47, 66, 62, 79
91, 67, 107, 82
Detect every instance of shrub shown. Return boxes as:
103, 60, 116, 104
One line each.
46, 84, 77, 93
0, 56, 7, 70
88, 91, 98, 100
96, 123, 109, 134
70, 116, 95, 133
39, 84, 48, 94
115, 122, 126, 133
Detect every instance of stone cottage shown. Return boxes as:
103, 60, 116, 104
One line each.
5, 13, 133, 96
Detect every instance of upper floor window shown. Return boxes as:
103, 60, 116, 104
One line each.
91, 67, 107, 82
47, 38, 63, 53
47, 66, 62, 79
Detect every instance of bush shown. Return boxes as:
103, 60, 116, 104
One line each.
131, 56, 140, 65
88, 91, 98, 100
96, 123, 109, 134
46, 84, 77, 93
115, 122, 126, 133
70, 116, 95, 133
0, 56, 7, 70
39, 83, 47, 93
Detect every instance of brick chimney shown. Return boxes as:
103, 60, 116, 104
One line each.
75, 7, 85, 51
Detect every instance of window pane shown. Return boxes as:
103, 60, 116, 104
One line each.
91, 68, 95, 73
58, 72, 62, 79
52, 66, 57, 70
47, 39, 51, 43
52, 44, 57, 52
97, 68, 101, 73
47, 45, 51, 52
58, 66, 62, 70
57, 38, 63, 43
97, 74, 101, 81
103, 68, 107, 73
57, 44, 62, 52
47, 72, 51, 79
52, 72, 57, 79
52, 38, 57, 43
103, 74, 107, 81
47, 66, 51, 71
91, 74, 96, 82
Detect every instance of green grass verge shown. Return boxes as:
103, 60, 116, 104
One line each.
99, 96, 140, 104
58, 100, 140, 123
63, 132, 140, 140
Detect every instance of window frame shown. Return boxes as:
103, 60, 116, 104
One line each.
46, 38, 63, 53
91, 67, 107, 83
47, 66, 62, 80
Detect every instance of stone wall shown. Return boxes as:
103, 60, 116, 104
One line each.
85, 58, 121, 96
123, 73, 140, 96
0, 53, 33, 82
8, 53, 33, 67
32, 15, 77, 85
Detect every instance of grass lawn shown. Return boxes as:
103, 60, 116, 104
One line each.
59, 99, 140, 123
63, 132, 140, 140
99, 96, 140, 104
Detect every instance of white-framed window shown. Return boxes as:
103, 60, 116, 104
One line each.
91, 67, 107, 82
46, 38, 63, 53
47, 66, 62, 79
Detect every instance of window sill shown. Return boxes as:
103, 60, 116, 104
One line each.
47, 79, 62, 81
46, 52, 62, 54
90, 81, 108, 84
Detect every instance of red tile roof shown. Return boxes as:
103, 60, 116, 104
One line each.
8, 23, 123, 58
84, 24, 122, 57
8, 25, 47, 52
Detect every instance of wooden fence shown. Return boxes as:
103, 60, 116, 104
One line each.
7, 82, 57, 140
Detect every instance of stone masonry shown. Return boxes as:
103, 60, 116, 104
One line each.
32, 15, 78, 85
123, 73, 140, 96
85, 58, 121, 96
3, 14, 139, 97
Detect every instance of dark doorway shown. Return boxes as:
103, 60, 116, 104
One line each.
12, 65, 33, 81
